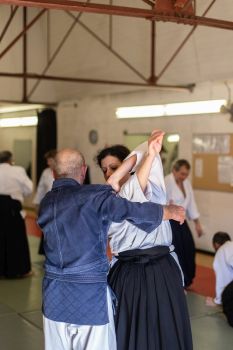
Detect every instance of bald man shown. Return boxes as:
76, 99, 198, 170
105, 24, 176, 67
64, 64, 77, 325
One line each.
38, 148, 185, 350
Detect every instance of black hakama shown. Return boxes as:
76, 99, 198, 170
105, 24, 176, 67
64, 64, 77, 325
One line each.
0, 195, 31, 277
222, 280, 233, 327
108, 246, 193, 350
170, 219, 196, 287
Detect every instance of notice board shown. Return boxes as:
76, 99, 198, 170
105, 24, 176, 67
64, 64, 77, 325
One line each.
192, 134, 233, 192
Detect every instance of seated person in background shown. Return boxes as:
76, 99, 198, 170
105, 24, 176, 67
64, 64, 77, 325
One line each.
206, 232, 233, 327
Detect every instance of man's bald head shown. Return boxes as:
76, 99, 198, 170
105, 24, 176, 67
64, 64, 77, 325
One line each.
54, 149, 86, 183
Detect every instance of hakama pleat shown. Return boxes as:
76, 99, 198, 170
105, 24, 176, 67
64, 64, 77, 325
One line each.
170, 219, 195, 287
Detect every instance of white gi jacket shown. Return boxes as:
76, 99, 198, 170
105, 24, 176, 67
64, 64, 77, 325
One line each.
213, 241, 233, 304
33, 167, 54, 205
0, 163, 32, 202
164, 173, 199, 220
108, 141, 172, 254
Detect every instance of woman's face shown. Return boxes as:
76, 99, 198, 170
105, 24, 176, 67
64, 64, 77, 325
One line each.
100, 155, 123, 180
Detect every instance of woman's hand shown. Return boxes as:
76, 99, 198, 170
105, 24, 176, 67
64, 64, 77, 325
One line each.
148, 129, 165, 156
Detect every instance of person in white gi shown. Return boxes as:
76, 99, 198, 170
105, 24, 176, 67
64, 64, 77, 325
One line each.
106, 131, 192, 350
206, 232, 233, 305
164, 159, 203, 287
33, 149, 56, 206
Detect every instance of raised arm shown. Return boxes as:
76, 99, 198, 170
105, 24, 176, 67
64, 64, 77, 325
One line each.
108, 129, 164, 193
136, 130, 164, 192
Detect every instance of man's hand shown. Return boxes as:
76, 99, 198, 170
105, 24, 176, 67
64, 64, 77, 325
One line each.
194, 219, 204, 237
163, 204, 185, 224
148, 129, 165, 156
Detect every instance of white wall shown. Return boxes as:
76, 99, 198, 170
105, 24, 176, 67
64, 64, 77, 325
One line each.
57, 82, 233, 252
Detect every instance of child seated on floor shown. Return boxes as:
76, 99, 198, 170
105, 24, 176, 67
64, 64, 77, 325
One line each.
206, 231, 233, 327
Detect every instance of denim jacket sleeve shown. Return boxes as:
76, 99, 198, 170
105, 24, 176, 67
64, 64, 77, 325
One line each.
96, 190, 163, 233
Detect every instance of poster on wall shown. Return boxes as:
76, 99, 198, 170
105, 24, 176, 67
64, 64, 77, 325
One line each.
192, 134, 230, 154
218, 156, 233, 185
192, 133, 233, 192
194, 158, 203, 178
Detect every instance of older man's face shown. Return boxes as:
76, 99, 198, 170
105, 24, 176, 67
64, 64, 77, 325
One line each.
173, 165, 190, 183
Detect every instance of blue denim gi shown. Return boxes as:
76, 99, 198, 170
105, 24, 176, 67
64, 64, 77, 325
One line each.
38, 178, 163, 325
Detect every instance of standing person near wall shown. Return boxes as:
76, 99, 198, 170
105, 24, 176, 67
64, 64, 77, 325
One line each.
0, 150, 33, 278
33, 149, 57, 255
34, 150, 57, 206
206, 232, 233, 327
38, 148, 185, 350
165, 159, 203, 287
96, 133, 192, 350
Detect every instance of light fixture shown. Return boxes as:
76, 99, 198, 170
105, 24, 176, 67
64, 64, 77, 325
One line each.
116, 99, 226, 119
167, 134, 180, 143
0, 104, 44, 114
0, 116, 38, 127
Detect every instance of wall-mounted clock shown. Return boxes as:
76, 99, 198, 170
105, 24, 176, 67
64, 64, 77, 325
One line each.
89, 129, 98, 144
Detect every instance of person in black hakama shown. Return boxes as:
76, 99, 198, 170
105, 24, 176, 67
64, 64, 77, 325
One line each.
97, 132, 193, 350
0, 151, 33, 277
165, 160, 203, 287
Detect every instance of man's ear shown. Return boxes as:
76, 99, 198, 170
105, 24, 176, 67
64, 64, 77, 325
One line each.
81, 165, 87, 181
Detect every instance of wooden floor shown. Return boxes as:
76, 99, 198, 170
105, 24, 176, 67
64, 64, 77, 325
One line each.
196, 251, 214, 268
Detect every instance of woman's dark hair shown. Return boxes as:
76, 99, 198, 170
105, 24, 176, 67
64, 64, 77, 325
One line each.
213, 232, 231, 246
96, 145, 130, 167
173, 159, 191, 171
0, 150, 12, 163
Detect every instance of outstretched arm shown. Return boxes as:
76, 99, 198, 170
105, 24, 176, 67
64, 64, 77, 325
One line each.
108, 129, 164, 193
136, 130, 164, 192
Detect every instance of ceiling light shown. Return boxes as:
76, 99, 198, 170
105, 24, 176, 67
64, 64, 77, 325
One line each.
167, 134, 180, 143
116, 100, 226, 119
0, 116, 38, 127
0, 104, 44, 114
